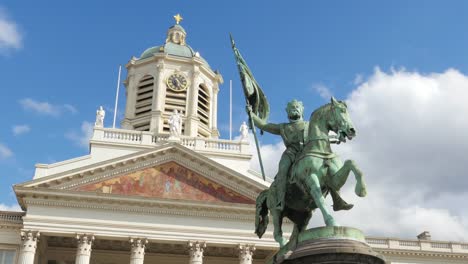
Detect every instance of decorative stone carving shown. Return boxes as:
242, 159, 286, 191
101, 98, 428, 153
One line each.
188, 241, 206, 264
239, 121, 249, 141
95, 106, 105, 127
130, 238, 148, 264
17, 231, 40, 264
75, 234, 94, 264
238, 244, 255, 264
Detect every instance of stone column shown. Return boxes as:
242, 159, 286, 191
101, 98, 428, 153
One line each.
150, 63, 165, 133
210, 84, 219, 138
17, 231, 40, 264
188, 241, 206, 264
129, 238, 148, 264
75, 235, 94, 264
122, 65, 136, 129
238, 244, 255, 264
186, 70, 200, 137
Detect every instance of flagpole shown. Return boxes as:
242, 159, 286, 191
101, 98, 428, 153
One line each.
230, 34, 266, 181
229, 80, 232, 140
246, 106, 266, 181
112, 65, 122, 128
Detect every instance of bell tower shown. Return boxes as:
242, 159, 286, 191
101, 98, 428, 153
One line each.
121, 14, 223, 138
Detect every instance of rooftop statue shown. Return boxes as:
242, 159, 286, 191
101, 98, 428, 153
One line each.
95, 106, 105, 128
168, 109, 183, 138
231, 36, 367, 248
239, 121, 249, 140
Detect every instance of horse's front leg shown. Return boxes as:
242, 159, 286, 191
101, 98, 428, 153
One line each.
304, 173, 336, 226
271, 209, 287, 247
329, 159, 367, 197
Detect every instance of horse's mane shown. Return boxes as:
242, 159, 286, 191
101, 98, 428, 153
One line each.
306, 103, 332, 141
309, 103, 331, 123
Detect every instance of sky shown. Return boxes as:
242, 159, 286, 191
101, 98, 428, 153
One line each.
1, 1, 468, 241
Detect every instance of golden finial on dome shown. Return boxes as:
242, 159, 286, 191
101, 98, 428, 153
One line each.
173, 14, 183, 24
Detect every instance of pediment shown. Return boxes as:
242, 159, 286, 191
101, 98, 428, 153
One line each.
16, 143, 266, 207
73, 161, 254, 204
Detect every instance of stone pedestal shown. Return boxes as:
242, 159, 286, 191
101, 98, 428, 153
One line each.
269, 226, 385, 264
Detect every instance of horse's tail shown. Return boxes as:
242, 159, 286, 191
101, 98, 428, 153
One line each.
255, 189, 270, 239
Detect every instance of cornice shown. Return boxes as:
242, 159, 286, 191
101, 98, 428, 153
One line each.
17, 144, 265, 200
17, 187, 256, 221
375, 248, 468, 259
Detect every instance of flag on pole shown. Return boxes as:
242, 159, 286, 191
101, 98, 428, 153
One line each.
230, 35, 270, 125
230, 34, 268, 180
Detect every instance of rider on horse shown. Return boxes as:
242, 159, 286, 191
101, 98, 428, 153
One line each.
250, 99, 353, 212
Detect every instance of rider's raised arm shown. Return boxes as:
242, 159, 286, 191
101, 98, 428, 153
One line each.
250, 112, 280, 135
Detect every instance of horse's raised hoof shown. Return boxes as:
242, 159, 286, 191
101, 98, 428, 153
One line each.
355, 182, 368, 197
333, 202, 354, 211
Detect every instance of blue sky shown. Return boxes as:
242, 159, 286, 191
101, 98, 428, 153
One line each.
1, 1, 468, 240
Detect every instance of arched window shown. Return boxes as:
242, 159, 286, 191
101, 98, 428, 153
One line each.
134, 75, 154, 131
197, 84, 210, 137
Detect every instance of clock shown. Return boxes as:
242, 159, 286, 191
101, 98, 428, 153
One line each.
166, 73, 188, 92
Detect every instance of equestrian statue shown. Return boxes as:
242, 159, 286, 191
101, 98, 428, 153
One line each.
231, 36, 368, 248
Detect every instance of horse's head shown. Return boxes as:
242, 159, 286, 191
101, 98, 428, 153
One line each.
329, 97, 355, 143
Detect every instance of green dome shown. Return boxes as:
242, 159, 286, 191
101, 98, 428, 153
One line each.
138, 22, 210, 67
139, 43, 210, 67
168, 24, 186, 34
140, 42, 195, 59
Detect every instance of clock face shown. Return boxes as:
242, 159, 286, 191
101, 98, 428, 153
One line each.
167, 73, 188, 92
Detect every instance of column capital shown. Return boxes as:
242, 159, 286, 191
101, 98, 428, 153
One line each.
156, 63, 165, 72
238, 244, 255, 264
130, 237, 148, 249
130, 238, 148, 264
21, 230, 40, 242
212, 84, 219, 94
20, 231, 40, 252
76, 234, 94, 256
188, 241, 206, 264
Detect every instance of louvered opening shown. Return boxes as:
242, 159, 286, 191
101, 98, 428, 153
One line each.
134, 122, 150, 131
134, 75, 154, 131
163, 87, 187, 134
197, 85, 210, 130
135, 75, 154, 119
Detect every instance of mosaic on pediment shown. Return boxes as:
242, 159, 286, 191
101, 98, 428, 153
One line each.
74, 162, 254, 204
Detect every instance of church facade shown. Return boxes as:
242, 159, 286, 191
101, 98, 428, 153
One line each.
1, 16, 467, 264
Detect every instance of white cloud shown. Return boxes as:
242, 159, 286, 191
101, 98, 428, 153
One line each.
330, 68, 468, 241
353, 74, 364, 85
313, 84, 333, 100
0, 143, 13, 159
0, 203, 22, 212
0, 8, 22, 54
65, 121, 94, 149
12, 124, 30, 136
63, 104, 78, 114
250, 138, 285, 179
252, 68, 468, 241
19, 98, 77, 117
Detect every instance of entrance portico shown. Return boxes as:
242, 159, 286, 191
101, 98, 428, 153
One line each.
18, 233, 271, 264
